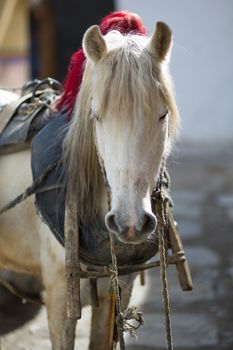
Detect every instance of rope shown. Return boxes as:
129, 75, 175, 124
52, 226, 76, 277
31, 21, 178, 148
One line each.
109, 233, 126, 349
157, 189, 173, 350
0, 159, 61, 216
109, 234, 145, 348
120, 306, 144, 338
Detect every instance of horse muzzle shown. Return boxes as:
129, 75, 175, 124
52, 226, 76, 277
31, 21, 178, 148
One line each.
105, 210, 157, 244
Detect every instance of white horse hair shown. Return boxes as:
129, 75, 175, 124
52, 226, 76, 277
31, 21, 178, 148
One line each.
0, 22, 179, 349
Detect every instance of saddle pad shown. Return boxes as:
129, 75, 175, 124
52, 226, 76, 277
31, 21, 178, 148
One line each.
31, 112, 67, 245
31, 113, 158, 266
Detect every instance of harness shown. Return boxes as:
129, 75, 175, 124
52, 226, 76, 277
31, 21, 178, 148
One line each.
0, 84, 193, 350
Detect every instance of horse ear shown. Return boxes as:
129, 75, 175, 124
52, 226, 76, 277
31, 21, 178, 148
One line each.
147, 22, 172, 62
83, 25, 107, 63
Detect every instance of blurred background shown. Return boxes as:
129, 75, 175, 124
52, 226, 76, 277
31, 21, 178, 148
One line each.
0, 0, 233, 349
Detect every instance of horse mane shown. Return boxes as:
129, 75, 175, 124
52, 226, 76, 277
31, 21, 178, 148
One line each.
62, 13, 179, 225
63, 64, 102, 223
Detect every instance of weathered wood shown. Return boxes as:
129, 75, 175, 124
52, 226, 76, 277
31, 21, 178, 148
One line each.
167, 205, 193, 291
64, 192, 81, 319
104, 289, 116, 350
77, 254, 185, 279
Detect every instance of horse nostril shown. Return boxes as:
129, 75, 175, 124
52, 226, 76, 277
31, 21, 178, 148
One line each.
106, 211, 157, 237
141, 213, 157, 234
105, 212, 120, 233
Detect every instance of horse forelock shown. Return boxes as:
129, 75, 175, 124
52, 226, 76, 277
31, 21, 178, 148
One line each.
92, 31, 179, 137
63, 29, 179, 225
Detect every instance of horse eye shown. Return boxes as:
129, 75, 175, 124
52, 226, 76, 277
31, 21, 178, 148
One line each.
159, 110, 168, 121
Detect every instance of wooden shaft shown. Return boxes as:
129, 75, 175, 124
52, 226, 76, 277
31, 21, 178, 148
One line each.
167, 205, 193, 291
75, 254, 185, 279
104, 289, 116, 350
65, 193, 81, 319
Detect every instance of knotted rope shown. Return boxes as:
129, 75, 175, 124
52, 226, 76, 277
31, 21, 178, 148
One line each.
153, 158, 174, 350
156, 189, 173, 350
109, 233, 126, 349
109, 233, 145, 350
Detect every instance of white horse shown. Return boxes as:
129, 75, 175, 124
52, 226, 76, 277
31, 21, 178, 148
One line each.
0, 22, 179, 349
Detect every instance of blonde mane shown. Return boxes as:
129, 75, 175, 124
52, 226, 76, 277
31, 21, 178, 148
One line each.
63, 31, 179, 224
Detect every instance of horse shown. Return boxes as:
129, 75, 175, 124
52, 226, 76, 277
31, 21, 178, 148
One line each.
0, 19, 179, 350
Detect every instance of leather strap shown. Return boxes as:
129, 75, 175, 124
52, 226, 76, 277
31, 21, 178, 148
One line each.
0, 93, 33, 135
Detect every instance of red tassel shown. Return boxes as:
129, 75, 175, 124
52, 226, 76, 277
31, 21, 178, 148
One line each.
100, 11, 146, 36
55, 49, 86, 119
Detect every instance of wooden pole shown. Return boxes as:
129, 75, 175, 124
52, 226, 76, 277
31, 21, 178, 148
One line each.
167, 205, 193, 291
64, 191, 81, 319
104, 289, 116, 350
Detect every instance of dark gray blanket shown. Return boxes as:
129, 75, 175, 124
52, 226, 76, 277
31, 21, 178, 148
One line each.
31, 112, 67, 245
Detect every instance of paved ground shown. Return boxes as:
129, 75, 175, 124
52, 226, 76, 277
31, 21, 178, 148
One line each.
0, 142, 233, 349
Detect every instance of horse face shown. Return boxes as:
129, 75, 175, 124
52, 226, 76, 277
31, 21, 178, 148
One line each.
83, 23, 175, 244
95, 105, 169, 244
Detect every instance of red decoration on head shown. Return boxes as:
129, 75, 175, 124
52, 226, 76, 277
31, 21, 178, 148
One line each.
56, 11, 147, 117
100, 11, 146, 35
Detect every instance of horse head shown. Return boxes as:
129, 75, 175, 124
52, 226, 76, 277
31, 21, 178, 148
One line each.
64, 22, 179, 244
